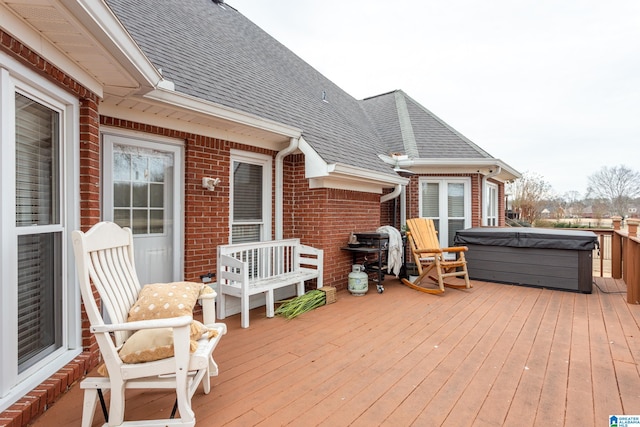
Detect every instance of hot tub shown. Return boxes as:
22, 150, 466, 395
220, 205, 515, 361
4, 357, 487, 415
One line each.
454, 227, 598, 293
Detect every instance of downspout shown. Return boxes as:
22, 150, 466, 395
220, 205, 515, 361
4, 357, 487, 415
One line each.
481, 166, 501, 226
381, 184, 402, 203
381, 184, 403, 229
275, 137, 300, 240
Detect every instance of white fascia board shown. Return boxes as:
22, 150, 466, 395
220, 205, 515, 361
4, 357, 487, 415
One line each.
0, 4, 103, 97
143, 88, 303, 138
301, 138, 408, 192
310, 163, 408, 193
299, 136, 328, 177
62, 0, 162, 92
397, 158, 521, 182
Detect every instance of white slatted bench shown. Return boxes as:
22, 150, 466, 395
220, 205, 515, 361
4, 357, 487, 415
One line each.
217, 239, 324, 328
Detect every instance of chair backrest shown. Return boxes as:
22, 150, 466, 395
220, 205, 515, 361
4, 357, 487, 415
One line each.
406, 218, 441, 256
72, 222, 142, 346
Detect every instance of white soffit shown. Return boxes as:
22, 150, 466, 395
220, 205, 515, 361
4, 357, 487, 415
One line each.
1, 0, 145, 97
100, 93, 301, 150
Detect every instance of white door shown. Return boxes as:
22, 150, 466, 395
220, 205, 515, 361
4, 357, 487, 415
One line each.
102, 134, 183, 285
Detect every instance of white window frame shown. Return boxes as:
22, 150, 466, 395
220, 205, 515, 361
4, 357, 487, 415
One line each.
486, 182, 499, 226
229, 149, 272, 243
418, 177, 471, 250
0, 52, 81, 412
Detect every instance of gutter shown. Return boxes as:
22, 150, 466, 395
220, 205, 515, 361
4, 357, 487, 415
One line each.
275, 137, 300, 240
381, 184, 402, 203
481, 166, 501, 226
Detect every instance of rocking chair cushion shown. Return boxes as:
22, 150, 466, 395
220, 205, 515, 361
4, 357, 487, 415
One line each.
128, 281, 203, 322
118, 320, 209, 364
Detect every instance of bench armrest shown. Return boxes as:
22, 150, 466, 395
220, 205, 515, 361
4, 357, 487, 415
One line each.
300, 244, 324, 288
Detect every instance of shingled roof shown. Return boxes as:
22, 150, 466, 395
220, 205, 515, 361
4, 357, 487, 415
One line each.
105, 0, 507, 179
360, 90, 494, 160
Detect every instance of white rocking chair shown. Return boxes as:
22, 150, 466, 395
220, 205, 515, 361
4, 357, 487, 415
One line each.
72, 221, 226, 427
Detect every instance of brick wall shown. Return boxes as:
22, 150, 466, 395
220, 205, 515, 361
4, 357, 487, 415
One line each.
284, 158, 382, 290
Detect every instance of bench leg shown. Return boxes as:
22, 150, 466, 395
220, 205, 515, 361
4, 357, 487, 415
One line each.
266, 290, 275, 318
217, 291, 226, 320
241, 292, 250, 328
296, 281, 305, 297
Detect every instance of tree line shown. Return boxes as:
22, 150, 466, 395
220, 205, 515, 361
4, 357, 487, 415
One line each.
507, 165, 640, 225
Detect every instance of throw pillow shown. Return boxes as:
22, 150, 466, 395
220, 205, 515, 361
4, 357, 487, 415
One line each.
119, 320, 210, 364
128, 281, 203, 322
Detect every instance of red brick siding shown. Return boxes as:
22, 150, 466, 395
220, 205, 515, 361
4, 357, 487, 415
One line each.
283, 158, 382, 290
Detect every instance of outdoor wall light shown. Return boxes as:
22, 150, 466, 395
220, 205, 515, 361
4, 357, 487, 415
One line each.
202, 177, 221, 191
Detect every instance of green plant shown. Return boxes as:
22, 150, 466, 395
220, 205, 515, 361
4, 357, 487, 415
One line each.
274, 290, 326, 319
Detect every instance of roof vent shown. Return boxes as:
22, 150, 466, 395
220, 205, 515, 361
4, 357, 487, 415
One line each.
322, 90, 328, 103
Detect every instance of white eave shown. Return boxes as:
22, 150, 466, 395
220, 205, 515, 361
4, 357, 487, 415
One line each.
0, 0, 163, 98
380, 154, 521, 182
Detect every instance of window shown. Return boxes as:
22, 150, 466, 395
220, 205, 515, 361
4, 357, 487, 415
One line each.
15, 93, 62, 372
112, 145, 170, 235
419, 178, 471, 250
230, 150, 272, 243
0, 54, 80, 412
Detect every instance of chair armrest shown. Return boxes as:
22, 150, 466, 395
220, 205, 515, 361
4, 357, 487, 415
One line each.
90, 315, 193, 334
414, 247, 443, 254
199, 289, 217, 325
442, 246, 468, 253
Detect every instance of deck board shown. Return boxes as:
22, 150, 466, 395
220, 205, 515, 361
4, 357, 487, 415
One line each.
28, 277, 640, 427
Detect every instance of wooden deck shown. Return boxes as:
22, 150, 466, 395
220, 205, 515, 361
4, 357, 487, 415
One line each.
31, 277, 640, 426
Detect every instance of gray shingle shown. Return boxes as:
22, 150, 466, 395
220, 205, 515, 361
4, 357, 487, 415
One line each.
361, 91, 493, 159
105, 0, 495, 176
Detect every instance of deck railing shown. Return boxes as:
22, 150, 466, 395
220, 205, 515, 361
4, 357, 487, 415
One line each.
610, 217, 640, 304
588, 228, 613, 278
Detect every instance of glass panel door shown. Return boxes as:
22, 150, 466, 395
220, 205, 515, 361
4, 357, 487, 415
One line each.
419, 178, 470, 255
447, 182, 465, 247
103, 135, 182, 286
486, 183, 498, 226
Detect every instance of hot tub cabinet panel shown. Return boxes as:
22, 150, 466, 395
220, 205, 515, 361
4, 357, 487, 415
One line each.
454, 228, 598, 293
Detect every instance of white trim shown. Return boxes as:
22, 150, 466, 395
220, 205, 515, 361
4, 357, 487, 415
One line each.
229, 149, 273, 243
0, 51, 81, 411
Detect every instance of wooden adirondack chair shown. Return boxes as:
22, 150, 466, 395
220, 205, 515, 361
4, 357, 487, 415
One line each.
72, 221, 226, 427
402, 218, 471, 294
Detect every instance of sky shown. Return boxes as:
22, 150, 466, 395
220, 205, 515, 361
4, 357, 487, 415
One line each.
232, 0, 640, 198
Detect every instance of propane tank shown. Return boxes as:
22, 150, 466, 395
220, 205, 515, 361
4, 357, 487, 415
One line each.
348, 264, 368, 296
